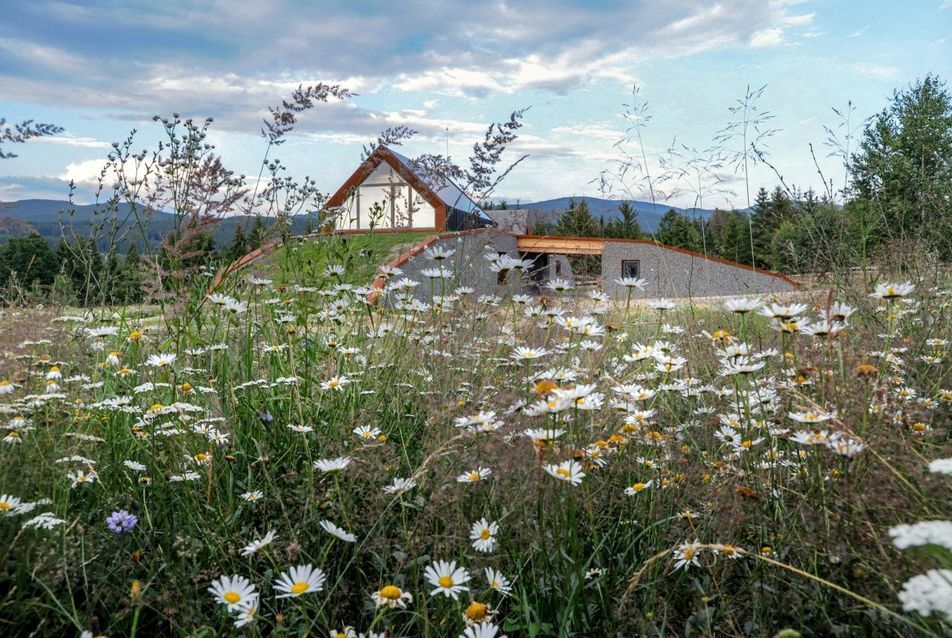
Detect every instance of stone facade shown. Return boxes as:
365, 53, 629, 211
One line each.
384, 230, 522, 302
600, 241, 796, 298
385, 231, 796, 303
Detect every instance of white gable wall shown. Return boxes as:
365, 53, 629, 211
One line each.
336, 162, 437, 230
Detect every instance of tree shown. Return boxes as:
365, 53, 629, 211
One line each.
657, 209, 702, 251
850, 74, 952, 258
224, 224, 249, 262
0, 235, 58, 290
554, 199, 602, 238
0, 118, 63, 159
605, 201, 643, 239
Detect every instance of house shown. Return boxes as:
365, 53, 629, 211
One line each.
315, 148, 799, 300
324, 145, 496, 232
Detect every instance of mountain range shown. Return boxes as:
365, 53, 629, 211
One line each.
0, 196, 725, 249
513, 196, 720, 232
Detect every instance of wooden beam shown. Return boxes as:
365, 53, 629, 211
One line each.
516, 236, 605, 255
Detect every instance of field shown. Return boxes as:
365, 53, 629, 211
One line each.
0, 235, 950, 637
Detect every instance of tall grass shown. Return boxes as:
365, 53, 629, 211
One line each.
0, 234, 950, 636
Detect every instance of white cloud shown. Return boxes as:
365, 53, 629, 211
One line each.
750, 28, 785, 48
33, 134, 112, 150
849, 63, 901, 80
941, 0, 952, 10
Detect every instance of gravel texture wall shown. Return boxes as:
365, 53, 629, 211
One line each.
600, 241, 797, 299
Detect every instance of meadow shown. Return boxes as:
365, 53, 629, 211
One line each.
0, 232, 950, 637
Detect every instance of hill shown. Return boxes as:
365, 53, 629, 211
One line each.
0, 199, 318, 251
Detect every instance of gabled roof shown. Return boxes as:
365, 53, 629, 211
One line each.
324, 145, 494, 226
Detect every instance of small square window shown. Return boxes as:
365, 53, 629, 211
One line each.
621, 259, 640, 279
555, 261, 562, 276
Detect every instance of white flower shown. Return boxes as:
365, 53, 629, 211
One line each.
461, 622, 508, 638
898, 569, 952, 620
425, 560, 470, 599
383, 477, 417, 495
273, 564, 326, 598
240, 530, 277, 556
543, 460, 585, 486
485, 568, 512, 596
457, 467, 492, 483
469, 518, 499, 553
871, 281, 915, 300
320, 520, 357, 542
208, 574, 258, 610
146, 353, 177, 368
313, 457, 352, 473
890, 521, 952, 552
929, 458, 952, 475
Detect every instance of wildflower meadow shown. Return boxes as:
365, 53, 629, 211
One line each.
0, 236, 950, 636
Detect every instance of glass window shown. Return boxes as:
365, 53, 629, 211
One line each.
621, 260, 640, 278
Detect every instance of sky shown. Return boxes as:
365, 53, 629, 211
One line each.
1, 0, 950, 210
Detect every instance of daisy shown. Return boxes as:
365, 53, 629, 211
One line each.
624, 481, 653, 495
457, 467, 492, 483
383, 477, 417, 495
67, 469, 97, 488
788, 410, 834, 424
460, 621, 507, 638
469, 518, 499, 553
321, 375, 351, 392
425, 560, 471, 600
353, 425, 382, 441
673, 540, 702, 570
313, 457, 352, 473
372, 584, 413, 609
208, 574, 258, 611
871, 281, 915, 300
241, 490, 264, 503
231, 599, 258, 628
320, 520, 357, 542
485, 568, 512, 596
724, 298, 761, 314
512, 346, 547, 360
0, 494, 24, 516
240, 530, 277, 556
146, 353, 177, 368
274, 564, 326, 598
544, 460, 585, 486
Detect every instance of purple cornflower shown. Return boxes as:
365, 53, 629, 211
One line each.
106, 510, 138, 534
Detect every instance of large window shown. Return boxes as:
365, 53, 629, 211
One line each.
621, 259, 641, 279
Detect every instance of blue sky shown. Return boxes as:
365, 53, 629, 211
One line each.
1, 0, 950, 209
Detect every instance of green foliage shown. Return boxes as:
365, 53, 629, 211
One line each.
604, 201, 643, 239
850, 74, 952, 259
0, 234, 58, 290
657, 209, 702, 251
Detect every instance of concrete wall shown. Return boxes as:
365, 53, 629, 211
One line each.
386, 230, 523, 302
600, 241, 796, 299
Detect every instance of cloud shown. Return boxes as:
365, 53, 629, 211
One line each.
849, 63, 901, 80
1, 0, 808, 121
32, 134, 112, 150
941, 0, 952, 9
750, 28, 785, 48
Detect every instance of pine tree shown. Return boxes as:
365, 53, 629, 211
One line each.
657, 209, 702, 251
554, 199, 602, 237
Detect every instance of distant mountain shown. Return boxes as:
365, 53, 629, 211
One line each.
0, 199, 317, 251
512, 196, 721, 232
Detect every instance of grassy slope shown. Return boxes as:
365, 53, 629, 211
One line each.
263, 231, 432, 287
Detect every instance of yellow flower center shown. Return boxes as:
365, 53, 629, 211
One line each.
465, 601, 489, 621
224, 591, 241, 604
437, 575, 454, 588
290, 581, 309, 594
480, 529, 491, 540
631, 482, 647, 491
683, 547, 696, 560
468, 472, 480, 481
379, 585, 402, 600
0, 502, 10, 510
491, 579, 501, 589
555, 467, 571, 478
741, 440, 753, 449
